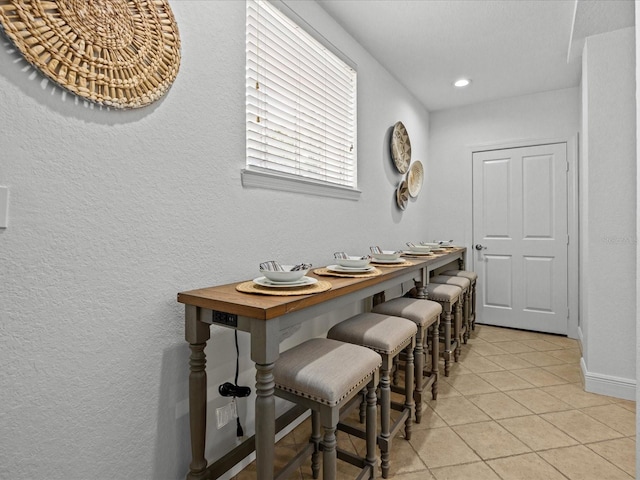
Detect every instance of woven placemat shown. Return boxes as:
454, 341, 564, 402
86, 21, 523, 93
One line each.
313, 267, 382, 278
236, 280, 332, 296
370, 260, 415, 268
0, 0, 181, 109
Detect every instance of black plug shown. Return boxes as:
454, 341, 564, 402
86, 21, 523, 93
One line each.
219, 382, 251, 397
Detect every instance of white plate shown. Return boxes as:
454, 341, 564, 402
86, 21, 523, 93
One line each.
327, 264, 375, 273
370, 258, 406, 264
402, 250, 433, 256
253, 276, 318, 288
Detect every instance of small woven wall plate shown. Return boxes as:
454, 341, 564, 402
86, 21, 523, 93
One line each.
407, 160, 424, 198
390, 121, 411, 174
0, 0, 181, 109
396, 179, 409, 210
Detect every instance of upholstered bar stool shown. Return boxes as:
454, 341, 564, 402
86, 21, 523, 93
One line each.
327, 312, 417, 478
430, 275, 471, 344
273, 338, 381, 480
371, 297, 442, 423
442, 269, 478, 331
420, 283, 463, 377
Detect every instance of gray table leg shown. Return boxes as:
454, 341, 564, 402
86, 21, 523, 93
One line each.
250, 318, 280, 480
185, 306, 211, 480
255, 363, 276, 479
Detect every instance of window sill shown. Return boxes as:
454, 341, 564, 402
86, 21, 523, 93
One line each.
241, 168, 361, 201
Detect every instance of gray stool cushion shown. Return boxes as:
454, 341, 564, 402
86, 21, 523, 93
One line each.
442, 270, 478, 282
425, 283, 462, 302
327, 312, 417, 357
274, 338, 381, 407
431, 275, 471, 290
372, 297, 441, 328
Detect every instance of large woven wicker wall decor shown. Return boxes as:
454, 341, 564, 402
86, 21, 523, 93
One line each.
0, 0, 181, 109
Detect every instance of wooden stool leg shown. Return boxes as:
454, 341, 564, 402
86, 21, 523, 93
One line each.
321, 423, 337, 480
391, 356, 400, 385
463, 290, 470, 344
414, 326, 425, 423
403, 341, 415, 441
365, 378, 378, 477
431, 319, 440, 400
359, 390, 366, 424
471, 281, 477, 331
379, 360, 391, 478
454, 301, 462, 362
311, 412, 321, 479
442, 308, 453, 377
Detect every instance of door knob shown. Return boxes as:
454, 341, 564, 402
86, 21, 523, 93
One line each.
475, 244, 487, 251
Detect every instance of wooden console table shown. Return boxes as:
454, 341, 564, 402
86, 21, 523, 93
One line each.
177, 248, 465, 480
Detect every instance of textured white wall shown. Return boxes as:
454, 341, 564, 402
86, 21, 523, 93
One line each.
426, 88, 579, 251
0, 1, 432, 479
427, 29, 637, 399
581, 27, 636, 392
636, 3, 640, 472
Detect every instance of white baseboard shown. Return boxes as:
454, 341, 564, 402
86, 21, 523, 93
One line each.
577, 326, 584, 348
580, 357, 636, 401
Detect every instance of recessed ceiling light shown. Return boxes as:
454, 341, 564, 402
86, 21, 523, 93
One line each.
454, 78, 471, 88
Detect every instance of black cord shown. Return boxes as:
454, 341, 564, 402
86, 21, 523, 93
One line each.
235, 330, 244, 437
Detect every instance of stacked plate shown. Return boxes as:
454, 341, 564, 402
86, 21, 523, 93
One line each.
253, 276, 318, 288
326, 264, 376, 273
370, 257, 405, 265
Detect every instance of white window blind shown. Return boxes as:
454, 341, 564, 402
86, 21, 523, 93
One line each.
245, 0, 358, 192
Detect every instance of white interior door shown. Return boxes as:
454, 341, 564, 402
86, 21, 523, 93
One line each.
472, 143, 568, 334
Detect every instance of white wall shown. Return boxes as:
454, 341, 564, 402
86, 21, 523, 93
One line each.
580, 27, 636, 399
636, 2, 640, 474
427, 29, 637, 402
426, 88, 579, 257
0, 2, 433, 479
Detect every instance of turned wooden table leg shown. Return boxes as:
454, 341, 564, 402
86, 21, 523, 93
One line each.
255, 363, 276, 479
250, 318, 280, 480
185, 306, 211, 480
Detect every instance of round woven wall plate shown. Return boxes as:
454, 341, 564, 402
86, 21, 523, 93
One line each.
0, 0, 181, 109
390, 121, 411, 174
396, 179, 409, 210
407, 160, 424, 198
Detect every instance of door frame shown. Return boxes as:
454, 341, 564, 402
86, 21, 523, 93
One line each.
468, 135, 579, 339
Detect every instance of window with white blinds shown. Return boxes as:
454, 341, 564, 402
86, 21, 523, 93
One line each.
245, 0, 358, 197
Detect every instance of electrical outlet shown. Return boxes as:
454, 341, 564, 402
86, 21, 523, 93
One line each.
216, 400, 237, 429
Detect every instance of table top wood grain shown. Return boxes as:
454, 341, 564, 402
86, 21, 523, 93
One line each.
177, 248, 465, 320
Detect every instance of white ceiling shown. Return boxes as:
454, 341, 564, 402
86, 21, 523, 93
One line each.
316, 0, 635, 112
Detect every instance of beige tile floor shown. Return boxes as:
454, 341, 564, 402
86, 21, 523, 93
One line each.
234, 324, 636, 479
